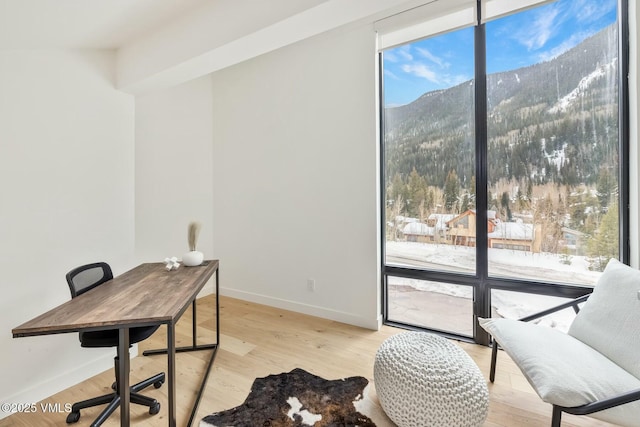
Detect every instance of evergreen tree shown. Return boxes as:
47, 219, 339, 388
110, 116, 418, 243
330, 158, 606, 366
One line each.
587, 200, 619, 271
407, 168, 428, 217
468, 175, 477, 209
388, 173, 408, 207
516, 187, 527, 212
444, 170, 460, 213
596, 168, 615, 208
500, 192, 512, 221
567, 191, 587, 229
461, 194, 470, 213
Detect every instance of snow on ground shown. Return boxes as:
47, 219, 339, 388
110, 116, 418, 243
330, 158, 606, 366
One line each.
386, 241, 602, 332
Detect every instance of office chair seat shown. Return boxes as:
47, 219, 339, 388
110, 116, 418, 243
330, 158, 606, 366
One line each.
65, 262, 166, 427
80, 327, 158, 348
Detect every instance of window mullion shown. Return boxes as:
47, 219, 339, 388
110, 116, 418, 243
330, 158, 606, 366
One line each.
474, 0, 490, 345
618, 0, 630, 264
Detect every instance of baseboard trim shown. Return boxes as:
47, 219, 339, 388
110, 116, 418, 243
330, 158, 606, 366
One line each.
220, 287, 380, 330
0, 351, 116, 420
0, 347, 145, 420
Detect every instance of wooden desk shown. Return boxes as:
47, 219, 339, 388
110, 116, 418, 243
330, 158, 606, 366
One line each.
12, 260, 220, 427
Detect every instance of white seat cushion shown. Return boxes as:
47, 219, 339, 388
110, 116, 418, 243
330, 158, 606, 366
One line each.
480, 317, 640, 426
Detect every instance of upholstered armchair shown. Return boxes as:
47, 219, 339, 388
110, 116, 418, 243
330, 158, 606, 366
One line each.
480, 259, 640, 427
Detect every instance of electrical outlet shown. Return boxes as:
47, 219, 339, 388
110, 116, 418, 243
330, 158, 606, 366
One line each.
307, 279, 316, 292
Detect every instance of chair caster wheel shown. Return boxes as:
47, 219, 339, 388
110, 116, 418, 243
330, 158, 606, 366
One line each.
66, 411, 80, 424
153, 380, 164, 389
149, 402, 161, 415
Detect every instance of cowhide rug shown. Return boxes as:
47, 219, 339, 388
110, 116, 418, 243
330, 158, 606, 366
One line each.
200, 368, 393, 427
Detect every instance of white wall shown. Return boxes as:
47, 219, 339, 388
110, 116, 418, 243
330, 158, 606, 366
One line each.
134, 75, 215, 274
210, 24, 381, 329
0, 50, 135, 412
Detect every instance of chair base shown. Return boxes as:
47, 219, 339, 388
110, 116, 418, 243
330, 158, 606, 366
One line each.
66, 371, 165, 427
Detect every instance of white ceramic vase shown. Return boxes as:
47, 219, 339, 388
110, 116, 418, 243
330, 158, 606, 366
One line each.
182, 250, 204, 267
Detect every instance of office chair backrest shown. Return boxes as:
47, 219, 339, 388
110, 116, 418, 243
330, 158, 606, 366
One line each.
66, 262, 113, 298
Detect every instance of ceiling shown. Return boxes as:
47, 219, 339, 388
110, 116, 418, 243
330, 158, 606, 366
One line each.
0, 0, 432, 94
0, 0, 211, 49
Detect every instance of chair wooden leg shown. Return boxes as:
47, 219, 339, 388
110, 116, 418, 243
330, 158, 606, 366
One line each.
551, 405, 563, 427
490, 341, 498, 382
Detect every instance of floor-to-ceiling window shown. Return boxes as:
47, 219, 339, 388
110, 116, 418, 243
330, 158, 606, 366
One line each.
380, 0, 628, 343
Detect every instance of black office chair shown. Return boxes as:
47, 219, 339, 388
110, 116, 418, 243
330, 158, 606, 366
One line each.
65, 262, 165, 426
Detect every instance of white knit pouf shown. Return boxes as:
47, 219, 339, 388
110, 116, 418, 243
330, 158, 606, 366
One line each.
373, 332, 489, 427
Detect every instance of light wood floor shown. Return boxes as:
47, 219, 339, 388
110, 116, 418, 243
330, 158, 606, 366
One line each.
1, 295, 617, 427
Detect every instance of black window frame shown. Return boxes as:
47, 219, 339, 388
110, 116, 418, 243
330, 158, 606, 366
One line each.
379, 0, 630, 345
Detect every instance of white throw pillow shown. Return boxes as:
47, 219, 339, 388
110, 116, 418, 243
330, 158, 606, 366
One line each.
568, 258, 640, 379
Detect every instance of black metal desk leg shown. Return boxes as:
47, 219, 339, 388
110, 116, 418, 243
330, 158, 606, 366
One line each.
192, 300, 197, 347
143, 268, 220, 426
144, 297, 218, 355
118, 328, 130, 427
186, 270, 220, 426
168, 323, 176, 427
216, 268, 220, 345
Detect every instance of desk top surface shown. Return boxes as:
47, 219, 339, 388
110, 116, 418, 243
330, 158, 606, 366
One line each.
12, 260, 219, 338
